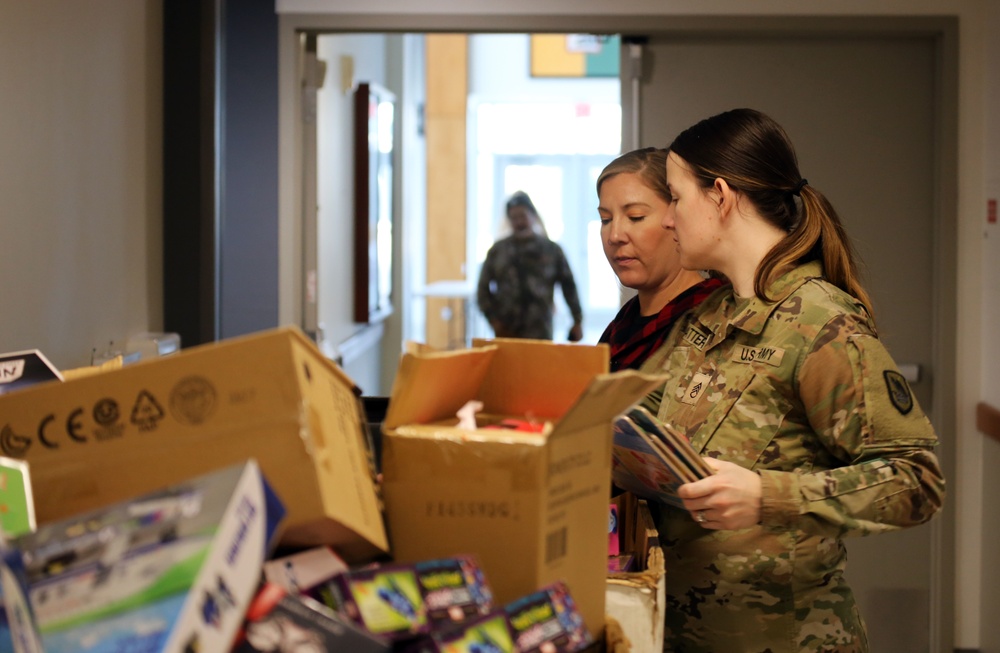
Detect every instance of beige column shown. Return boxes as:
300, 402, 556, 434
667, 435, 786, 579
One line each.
424, 34, 467, 349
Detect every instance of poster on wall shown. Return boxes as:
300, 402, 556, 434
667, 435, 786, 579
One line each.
530, 34, 620, 78
353, 81, 396, 324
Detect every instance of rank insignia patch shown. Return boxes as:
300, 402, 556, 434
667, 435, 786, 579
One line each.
884, 370, 913, 415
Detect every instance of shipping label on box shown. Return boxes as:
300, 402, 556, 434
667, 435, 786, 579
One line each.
1, 460, 284, 653
381, 339, 666, 641
0, 327, 387, 562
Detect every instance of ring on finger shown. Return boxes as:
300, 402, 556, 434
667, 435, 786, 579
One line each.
695, 510, 707, 524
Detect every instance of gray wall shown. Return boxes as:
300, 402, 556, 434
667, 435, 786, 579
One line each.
220, 0, 280, 338
0, 0, 162, 370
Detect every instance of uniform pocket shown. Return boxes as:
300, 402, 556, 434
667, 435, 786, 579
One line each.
700, 372, 794, 467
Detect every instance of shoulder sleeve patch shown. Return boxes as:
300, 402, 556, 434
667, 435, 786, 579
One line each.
852, 335, 937, 444
883, 370, 913, 415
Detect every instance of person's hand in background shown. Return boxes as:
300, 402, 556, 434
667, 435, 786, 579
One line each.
568, 323, 583, 342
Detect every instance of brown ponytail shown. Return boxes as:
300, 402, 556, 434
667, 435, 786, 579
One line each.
667, 108, 874, 319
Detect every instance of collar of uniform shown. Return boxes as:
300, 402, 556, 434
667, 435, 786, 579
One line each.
727, 260, 825, 336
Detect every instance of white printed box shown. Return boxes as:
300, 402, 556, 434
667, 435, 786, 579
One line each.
1, 459, 285, 653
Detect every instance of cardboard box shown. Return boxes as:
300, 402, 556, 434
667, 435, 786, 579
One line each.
2, 460, 284, 653
605, 498, 666, 653
0, 327, 387, 562
380, 339, 665, 641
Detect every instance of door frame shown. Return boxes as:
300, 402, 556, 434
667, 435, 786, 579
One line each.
277, 13, 958, 650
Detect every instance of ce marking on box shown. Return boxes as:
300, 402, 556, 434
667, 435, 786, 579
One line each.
36, 397, 124, 449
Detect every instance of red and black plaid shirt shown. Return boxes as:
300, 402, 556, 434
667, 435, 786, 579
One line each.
599, 278, 726, 372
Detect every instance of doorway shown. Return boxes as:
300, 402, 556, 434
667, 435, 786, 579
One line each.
279, 15, 957, 652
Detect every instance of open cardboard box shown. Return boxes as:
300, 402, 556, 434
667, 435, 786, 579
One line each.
606, 495, 666, 653
379, 338, 665, 642
0, 327, 387, 563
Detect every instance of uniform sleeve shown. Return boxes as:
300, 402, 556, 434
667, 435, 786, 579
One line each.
757, 316, 946, 536
553, 243, 583, 324
476, 247, 498, 323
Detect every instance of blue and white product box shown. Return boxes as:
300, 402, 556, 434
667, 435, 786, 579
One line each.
3, 459, 285, 653
234, 583, 389, 653
504, 581, 593, 653
0, 546, 43, 653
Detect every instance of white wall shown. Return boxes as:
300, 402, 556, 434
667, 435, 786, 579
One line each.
0, 0, 162, 370
313, 34, 389, 395
468, 34, 619, 103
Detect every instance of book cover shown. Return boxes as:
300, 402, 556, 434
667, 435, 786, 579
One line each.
611, 408, 711, 507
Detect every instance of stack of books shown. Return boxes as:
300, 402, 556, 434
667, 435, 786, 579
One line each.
611, 406, 713, 508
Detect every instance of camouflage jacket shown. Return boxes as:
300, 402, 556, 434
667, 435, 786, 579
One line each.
476, 233, 582, 340
638, 261, 945, 653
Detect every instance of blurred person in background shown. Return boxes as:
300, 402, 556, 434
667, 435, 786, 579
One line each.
477, 191, 584, 341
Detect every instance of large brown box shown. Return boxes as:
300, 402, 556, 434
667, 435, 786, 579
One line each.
0, 327, 387, 562
380, 338, 664, 641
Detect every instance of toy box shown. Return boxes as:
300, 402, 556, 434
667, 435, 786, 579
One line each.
0, 350, 61, 397
425, 609, 516, 653
381, 338, 665, 640
0, 457, 34, 539
318, 561, 429, 642
0, 327, 387, 562
234, 583, 389, 653
414, 555, 493, 629
262, 546, 348, 594
504, 581, 592, 653
1, 460, 284, 653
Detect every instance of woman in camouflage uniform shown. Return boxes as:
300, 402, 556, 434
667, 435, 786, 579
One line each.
476, 191, 584, 341
639, 108, 946, 652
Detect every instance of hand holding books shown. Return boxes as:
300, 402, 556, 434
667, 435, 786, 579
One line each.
610, 406, 713, 509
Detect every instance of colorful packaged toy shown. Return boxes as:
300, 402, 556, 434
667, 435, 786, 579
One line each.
1, 460, 284, 653
504, 581, 592, 653
234, 583, 389, 653
415, 555, 494, 628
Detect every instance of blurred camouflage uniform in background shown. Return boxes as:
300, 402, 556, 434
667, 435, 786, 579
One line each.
640, 261, 946, 653
476, 233, 583, 340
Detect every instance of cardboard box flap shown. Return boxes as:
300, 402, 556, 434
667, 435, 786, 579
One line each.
471, 338, 609, 418
0, 325, 388, 560
552, 369, 667, 438
384, 344, 498, 430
